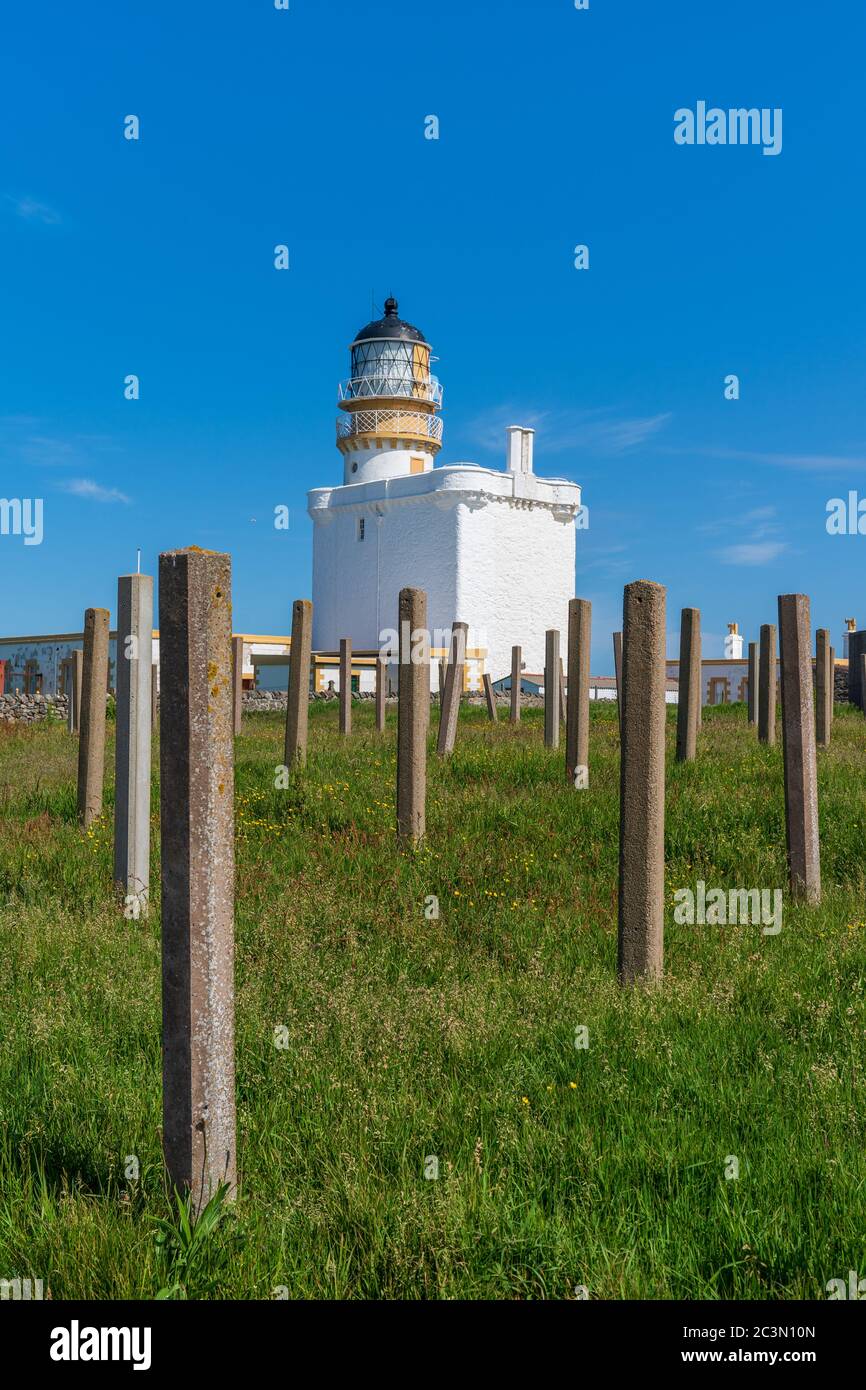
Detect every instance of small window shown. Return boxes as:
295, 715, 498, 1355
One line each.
357, 517, 365, 541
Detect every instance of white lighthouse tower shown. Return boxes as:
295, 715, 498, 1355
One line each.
336, 296, 443, 484
309, 298, 583, 685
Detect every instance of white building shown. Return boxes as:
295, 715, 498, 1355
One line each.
307, 298, 583, 687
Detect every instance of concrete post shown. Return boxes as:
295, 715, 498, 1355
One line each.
747, 641, 759, 726
438, 659, 447, 703
397, 587, 428, 844
758, 624, 777, 745
339, 638, 352, 735
559, 657, 567, 726
778, 594, 821, 904
566, 598, 591, 788
613, 631, 623, 735
675, 607, 700, 763
510, 645, 521, 724
483, 672, 498, 721
375, 653, 386, 733
159, 547, 236, 1212
829, 646, 835, 724
618, 580, 667, 985
77, 608, 110, 828
861, 654, 866, 718
231, 636, 244, 738
284, 599, 312, 768
72, 649, 83, 733
437, 621, 467, 757
114, 574, 153, 916
544, 629, 560, 750
151, 662, 159, 734
815, 628, 831, 747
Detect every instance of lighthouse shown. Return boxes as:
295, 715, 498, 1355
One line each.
336, 297, 443, 485
308, 298, 583, 686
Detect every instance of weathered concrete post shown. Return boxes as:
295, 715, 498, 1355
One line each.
510, 645, 521, 724
159, 547, 236, 1212
71, 648, 83, 733
618, 580, 667, 984
151, 662, 159, 734
861, 654, 866, 719
558, 658, 567, 726
77, 608, 110, 828
758, 624, 777, 745
284, 599, 312, 768
437, 621, 467, 757
778, 594, 821, 904
747, 640, 759, 726
397, 587, 428, 844
613, 630, 623, 734
114, 574, 153, 916
438, 660, 447, 704
339, 638, 352, 735
375, 654, 386, 733
675, 607, 701, 763
231, 636, 244, 738
544, 629, 560, 750
815, 628, 831, 747
566, 598, 591, 788
829, 646, 835, 725
483, 672, 498, 722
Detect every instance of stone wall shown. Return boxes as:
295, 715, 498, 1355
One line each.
0, 692, 70, 725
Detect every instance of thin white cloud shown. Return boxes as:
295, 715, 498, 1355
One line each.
687, 446, 866, 474
465, 406, 672, 457
61, 478, 130, 504
6, 194, 61, 225
715, 541, 788, 566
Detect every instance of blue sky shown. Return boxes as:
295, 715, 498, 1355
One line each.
1, 0, 864, 669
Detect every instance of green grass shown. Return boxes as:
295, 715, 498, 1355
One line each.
0, 700, 864, 1299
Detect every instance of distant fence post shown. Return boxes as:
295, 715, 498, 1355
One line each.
114, 574, 153, 916
284, 599, 312, 768
339, 638, 352, 735
747, 640, 759, 727
815, 628, 831, 747
675, 607, 700, 763
778, 594, 821, 904
71, 648, 83, 734
758, 623, 777, 745
510, 645, 521, 724
613, 631, 623, 735
566, 598, 591, 787
618, 580, 666, 985
375, 653, 386, 733
77, 607, 110, 829
482, 672, 498, 722
558, 658, 567, 726
159, 546, 236, 1214
544, 629, 560, 750
231, 636, 244, 738
397, 587, 428, 844
829, 646, 835, 725
437, 621, 467, 757
151, 663, 159, 734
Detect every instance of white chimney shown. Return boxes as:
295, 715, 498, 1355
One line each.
724, 622, 744, 660
506, 425, 534, 475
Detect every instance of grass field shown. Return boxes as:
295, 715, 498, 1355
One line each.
0, 699, 864, 1300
